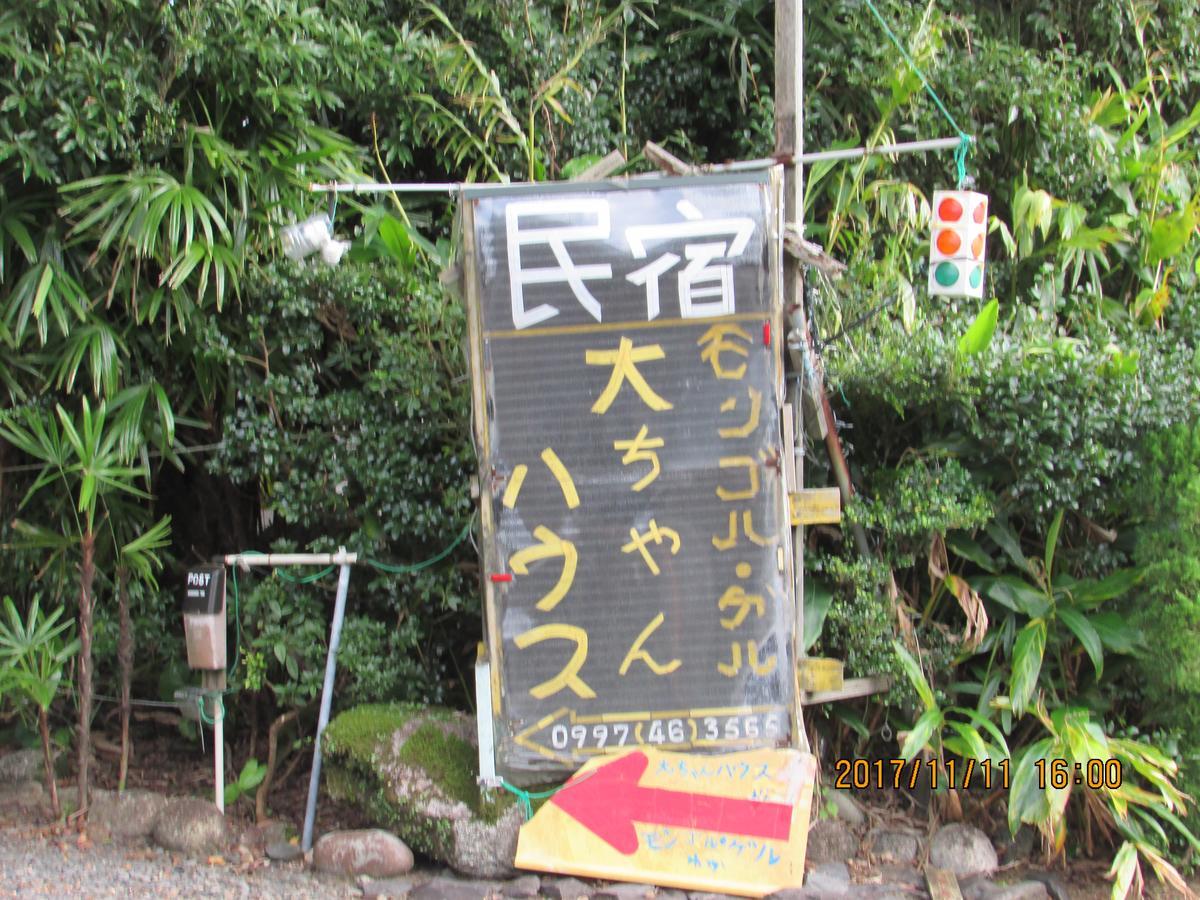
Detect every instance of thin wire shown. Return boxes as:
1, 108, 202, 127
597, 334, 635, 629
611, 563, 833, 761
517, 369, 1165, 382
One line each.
861, 0, 973, 187
93, 693, 182, 709
364, 519, 473, 574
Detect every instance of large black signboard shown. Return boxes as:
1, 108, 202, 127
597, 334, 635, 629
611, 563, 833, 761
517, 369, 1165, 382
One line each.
462, 171, 794, 779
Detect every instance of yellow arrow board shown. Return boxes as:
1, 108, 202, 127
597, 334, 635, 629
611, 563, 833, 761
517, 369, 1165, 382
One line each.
515, 746, 816, 897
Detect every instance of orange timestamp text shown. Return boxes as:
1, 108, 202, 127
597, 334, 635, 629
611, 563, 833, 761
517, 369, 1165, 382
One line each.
832, 757, 1011, 791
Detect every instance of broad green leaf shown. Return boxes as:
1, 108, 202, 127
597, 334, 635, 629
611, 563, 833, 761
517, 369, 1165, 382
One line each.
892, 640, 936, 712
946, 721, 989, 761
957, 299, 999, 357
1056, 607, 1104, 678
1070, 568, 1143, 607
1008, 739, 1053, 834
900, 708, 942, 762
1090, 612, 1140, 654
1148, 209, 1194, 264
1044, 509, 1064, 585
1010, 618, 1046, 714
377, 216, 416, 268
803, 579, 834, 652
985, 520, 1031, 574
972, 575, 1051, 618
1108, 841, 1138, 900
945, 533, 998, 573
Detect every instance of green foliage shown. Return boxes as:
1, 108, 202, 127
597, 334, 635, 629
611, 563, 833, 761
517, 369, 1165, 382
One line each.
1121, 423, 1200, 802
0, 596, 79, 715
236, 574, 327, 708
204, 259, 475, 709
224, 757, 268, 807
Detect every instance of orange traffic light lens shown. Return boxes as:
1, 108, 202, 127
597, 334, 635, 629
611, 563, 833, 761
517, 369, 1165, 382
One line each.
971, 235, 985, 258
936, 229, 962, 255
938, 197, 964, 222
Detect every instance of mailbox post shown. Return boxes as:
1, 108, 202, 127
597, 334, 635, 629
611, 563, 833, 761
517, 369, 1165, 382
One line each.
183, 564, 228, 812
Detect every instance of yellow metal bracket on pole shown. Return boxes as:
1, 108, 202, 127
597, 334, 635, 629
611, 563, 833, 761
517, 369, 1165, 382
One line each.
789, 487, 842, 526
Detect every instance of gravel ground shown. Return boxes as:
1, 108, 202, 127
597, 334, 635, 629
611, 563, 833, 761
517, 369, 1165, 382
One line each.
0, 825, 360, 899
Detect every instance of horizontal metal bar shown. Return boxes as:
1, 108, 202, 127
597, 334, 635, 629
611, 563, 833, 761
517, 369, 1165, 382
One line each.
798, 136, 964, 164
716, 137, 966, 171
224, 550, 358, 567
307, 137, 966, 194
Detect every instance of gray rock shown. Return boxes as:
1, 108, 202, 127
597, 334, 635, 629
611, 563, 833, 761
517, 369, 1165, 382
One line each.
314, 829, 415, 878
826, 788, 866, 826
806, 820, 858, 864
541, 876, 595, 899
864, 828, 920, 863
877, 864, 923, 890
996, 825, 1035, 862
500, 874, 540, 897
408, 875, 499, 899
322, 706, 521, 879
361, 875, 420, 898
0, 778, 45, 809
267, 840, 304, 862
806, 862, 851, 894
239, 818, 291, 854
0, 748, 46, 784
1024, 872, 1069, 900
766, 889, 846, 900
960, 874, 992, 900
151, 797, 228, 855
592, 885, 655, 900
929, 823, 997, 878
981, 883, 1050, 900
89, 789, 168, 841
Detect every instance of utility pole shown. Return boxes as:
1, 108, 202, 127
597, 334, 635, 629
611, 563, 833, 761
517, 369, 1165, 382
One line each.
776, 0, 811, 754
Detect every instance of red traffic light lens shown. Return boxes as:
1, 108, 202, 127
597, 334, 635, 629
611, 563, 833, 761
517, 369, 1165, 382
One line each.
938, 197, 964, 222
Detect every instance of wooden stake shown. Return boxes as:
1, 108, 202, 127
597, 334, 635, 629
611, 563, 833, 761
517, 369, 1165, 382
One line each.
776, 0, 810, 756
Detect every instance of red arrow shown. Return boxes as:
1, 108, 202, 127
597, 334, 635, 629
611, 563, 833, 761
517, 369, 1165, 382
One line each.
550, 750, 793, 855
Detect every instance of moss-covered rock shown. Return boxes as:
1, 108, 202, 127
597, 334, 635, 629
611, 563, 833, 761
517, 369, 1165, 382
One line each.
323, 703, 521, 878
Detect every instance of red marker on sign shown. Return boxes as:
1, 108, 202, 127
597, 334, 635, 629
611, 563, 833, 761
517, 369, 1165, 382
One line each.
763, 322, 771, 347
490, 573, 513, 583
550, 750, 793, 855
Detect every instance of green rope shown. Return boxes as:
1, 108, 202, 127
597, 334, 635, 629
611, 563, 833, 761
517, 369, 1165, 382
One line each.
500, 779, 564, 821
364, 520, 473, 574
222, 521, 472, 678
277, 565, 337, 584
196, 692, 225, 727
861, 0, 973, 187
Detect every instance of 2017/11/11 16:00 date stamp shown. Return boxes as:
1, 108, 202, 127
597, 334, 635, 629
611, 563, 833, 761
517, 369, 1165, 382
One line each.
832, 757, 1125, 791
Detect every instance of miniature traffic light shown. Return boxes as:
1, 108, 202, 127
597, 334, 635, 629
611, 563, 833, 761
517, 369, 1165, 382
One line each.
928, 190, 988, 298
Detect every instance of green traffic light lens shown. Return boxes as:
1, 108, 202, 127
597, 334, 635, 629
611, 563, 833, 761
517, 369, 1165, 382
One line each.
935, 262, 959, 286
969, 266, 983, 289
